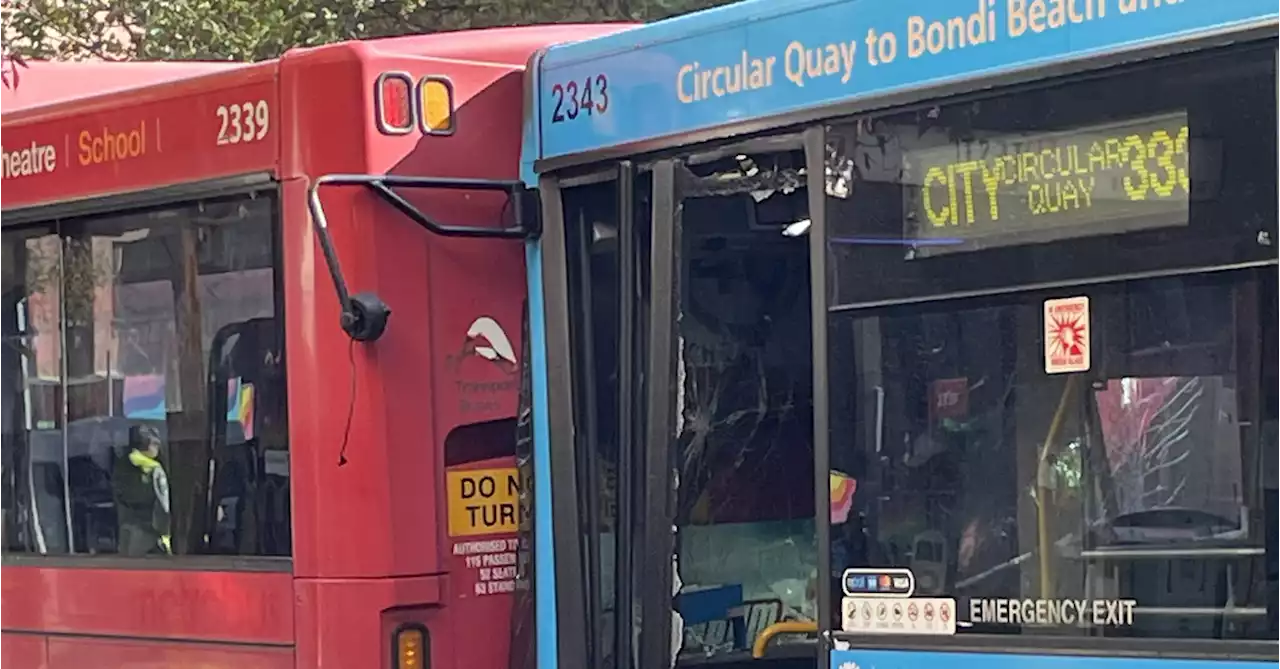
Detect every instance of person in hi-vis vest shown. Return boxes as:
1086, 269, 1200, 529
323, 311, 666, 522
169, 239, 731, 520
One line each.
113, 425, 171, 555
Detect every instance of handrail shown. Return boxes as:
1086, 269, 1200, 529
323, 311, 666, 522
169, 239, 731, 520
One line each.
751, 621, 817, 659
1035, 375, 1080, 598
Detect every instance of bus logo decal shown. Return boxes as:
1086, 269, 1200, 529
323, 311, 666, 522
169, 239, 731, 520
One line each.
457, 316, 517, 373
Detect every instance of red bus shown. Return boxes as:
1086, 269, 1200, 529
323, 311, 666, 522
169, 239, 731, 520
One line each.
0, 25, 626, 669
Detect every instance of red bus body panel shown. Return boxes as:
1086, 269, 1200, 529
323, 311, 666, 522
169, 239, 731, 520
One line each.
2, 63, 277, 206
1, 24, 633, 669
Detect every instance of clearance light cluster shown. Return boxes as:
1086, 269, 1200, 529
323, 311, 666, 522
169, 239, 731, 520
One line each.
392, 623, 429, 669
374, 72, 455, 137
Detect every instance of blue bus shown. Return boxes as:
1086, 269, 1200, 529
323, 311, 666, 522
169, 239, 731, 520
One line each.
518, 2, 1278, 669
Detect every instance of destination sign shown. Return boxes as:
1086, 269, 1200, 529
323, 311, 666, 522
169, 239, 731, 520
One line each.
903, 112, 1190, 255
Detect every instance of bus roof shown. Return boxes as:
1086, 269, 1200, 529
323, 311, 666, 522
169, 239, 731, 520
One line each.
2, 61, 247, 112
1, 24, 632, 211
523, 0, 1277, 176
2, 25, 633, 116
357, 24, 636, 64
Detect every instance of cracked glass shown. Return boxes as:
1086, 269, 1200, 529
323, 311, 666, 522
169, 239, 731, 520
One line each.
669, 141, 817, 662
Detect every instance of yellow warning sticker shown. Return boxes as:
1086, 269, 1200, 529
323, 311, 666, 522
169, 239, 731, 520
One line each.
447, 467, 519, 537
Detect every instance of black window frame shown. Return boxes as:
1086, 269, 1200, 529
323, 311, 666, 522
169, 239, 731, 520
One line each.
538, 166, 654, 669
0, 175, 293, 571
546, 130, 832, 668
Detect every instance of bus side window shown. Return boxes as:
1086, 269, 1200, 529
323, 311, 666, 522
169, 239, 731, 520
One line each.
4, 192, 289, 559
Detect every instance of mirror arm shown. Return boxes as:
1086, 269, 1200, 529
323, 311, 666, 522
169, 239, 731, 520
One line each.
307, 173, 538, 342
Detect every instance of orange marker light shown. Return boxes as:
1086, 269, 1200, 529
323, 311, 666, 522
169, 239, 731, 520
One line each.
393, 623, 429, 669
418, 77, 455, 136
376, 72, 415, 135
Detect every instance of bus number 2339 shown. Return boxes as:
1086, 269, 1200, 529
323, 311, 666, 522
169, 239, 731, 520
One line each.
216, 100, 271, 146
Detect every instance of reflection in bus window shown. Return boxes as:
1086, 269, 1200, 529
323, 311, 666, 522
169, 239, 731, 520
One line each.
671, 143, 816, 662
828, 269, 1276, 641
1, 192, 289, 558
2, 224, 69, 554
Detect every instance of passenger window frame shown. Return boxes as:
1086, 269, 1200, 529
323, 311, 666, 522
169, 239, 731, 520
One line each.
0, 177, 292, 569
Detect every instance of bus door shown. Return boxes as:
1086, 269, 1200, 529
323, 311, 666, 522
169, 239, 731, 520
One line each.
537, 164, 651, 669
543, 131, 829, 669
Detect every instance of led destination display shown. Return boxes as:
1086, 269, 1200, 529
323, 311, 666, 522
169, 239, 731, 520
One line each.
904, 111, 1191, 254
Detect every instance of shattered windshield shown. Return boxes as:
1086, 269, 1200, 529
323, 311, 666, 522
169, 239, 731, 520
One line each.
669, 145, 818, 660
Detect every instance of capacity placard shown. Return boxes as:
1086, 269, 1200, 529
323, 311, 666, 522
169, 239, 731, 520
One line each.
453, 537, 520, 596
447, 467, 519, 537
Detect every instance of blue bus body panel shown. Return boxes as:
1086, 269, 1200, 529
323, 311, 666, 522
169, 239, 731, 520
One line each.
522, 0, 1279, 665
831, 649, 1277, 669
523, 0, 1276, 170
520, 50, 547, 186
525, 240, 559, 669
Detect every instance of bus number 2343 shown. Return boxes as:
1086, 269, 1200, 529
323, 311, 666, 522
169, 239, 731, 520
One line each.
216, 100, 270, 146
550, 75, 609, 123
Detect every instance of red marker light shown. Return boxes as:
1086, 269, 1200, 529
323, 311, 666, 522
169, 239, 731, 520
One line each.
375, 72, 414, 135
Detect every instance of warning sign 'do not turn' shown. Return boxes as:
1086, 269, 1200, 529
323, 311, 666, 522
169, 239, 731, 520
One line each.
447, 467, 519, 537
1044, 296, 1090, 375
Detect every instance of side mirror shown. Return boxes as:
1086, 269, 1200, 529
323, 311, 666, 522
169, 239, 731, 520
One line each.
306, 174, 539, 342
